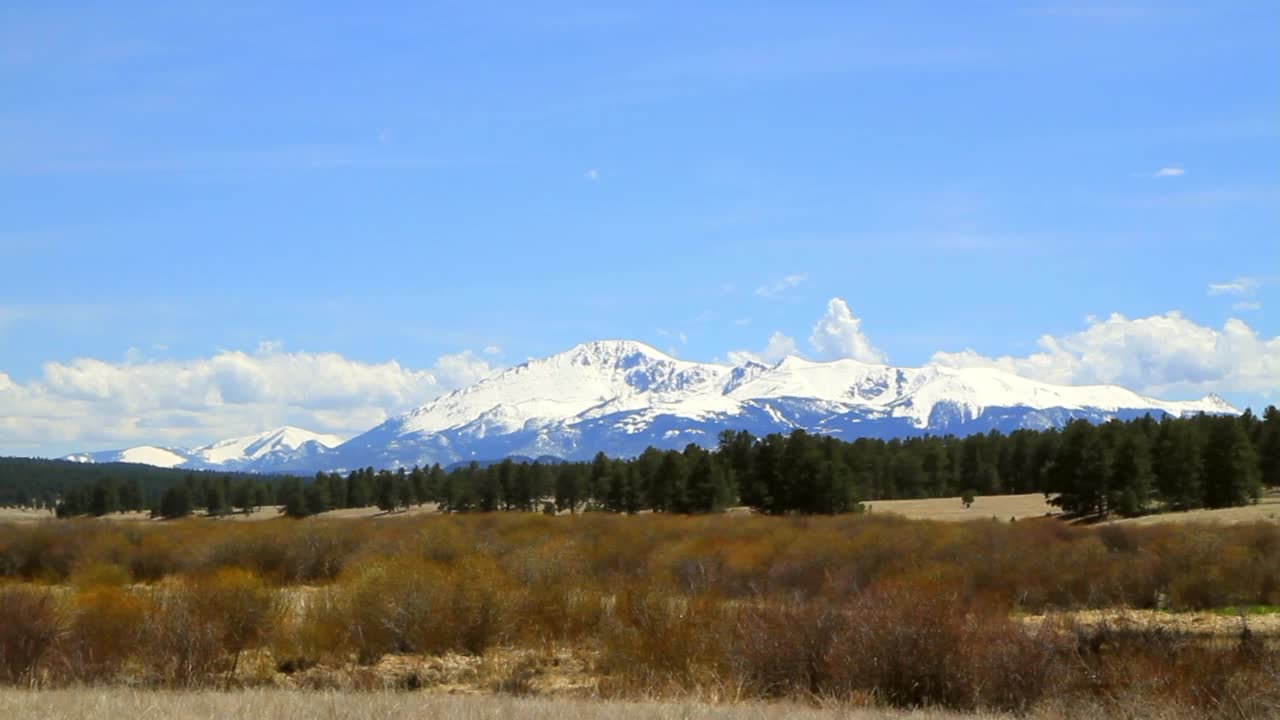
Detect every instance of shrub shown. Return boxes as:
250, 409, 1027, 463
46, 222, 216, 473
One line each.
136, 582, 226, 686
188, 569, 281, 672
820, 582, 1065, 712
62, 586, 147, 681
597, 587, 729, 695
0, 585, 67, 685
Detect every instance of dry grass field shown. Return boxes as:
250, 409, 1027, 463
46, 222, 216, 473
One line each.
0, 688, 1216, 720
1112, 489, 1280, 526
865, 489, 1280, 525
864, 494, 1059, 521
0, 506, 53, 523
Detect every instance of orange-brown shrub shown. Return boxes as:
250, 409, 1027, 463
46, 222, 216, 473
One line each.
187, 569, 281, 670
0, 584, 67, 685
730, 582, 1065, 711
62, 585, 147, 681
1064, 620, 1280, 718
729, 599, 842, 699
1, 512, 1279, 614
597, 586, 729, 695
822, 581, 1064, 711
135, 581, 227, 686
306, 555, 516, 665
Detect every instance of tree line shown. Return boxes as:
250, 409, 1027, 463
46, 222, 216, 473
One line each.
24, 406, 1280, 520
243, 407, 1280, 520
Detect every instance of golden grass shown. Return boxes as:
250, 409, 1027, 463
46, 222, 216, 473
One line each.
0, 507, 54, 523
1112, 489, 1280, 526
864, 494, 1059, 521
0, 688, 1206, 720
862, 490, 1280, 526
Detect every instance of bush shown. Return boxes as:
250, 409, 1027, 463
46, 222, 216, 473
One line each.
136, 582, 227, 686
62, 586, 147, 681
0, 585, 67, 685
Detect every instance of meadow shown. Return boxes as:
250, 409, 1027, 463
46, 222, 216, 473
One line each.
0, 511, 1277, 717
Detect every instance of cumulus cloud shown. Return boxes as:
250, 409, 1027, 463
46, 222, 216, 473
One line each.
0, 347, 497, 456
809, 298, 886, 363
728, 332, 798, 365
754, 273, 808, 298
930, 312, 1280, 398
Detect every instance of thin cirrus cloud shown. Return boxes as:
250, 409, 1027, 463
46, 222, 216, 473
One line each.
754, 273, 808, 298
1207, 277, 1260, 296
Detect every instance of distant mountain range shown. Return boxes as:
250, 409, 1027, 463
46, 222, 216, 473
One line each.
64, 340, 1237, 473
63, 426, 343, 472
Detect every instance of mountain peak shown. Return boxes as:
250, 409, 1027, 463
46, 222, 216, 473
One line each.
553, 339, 676, 367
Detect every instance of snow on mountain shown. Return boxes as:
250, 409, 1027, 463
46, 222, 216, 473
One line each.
325, 340, 1237, 471
190, 426, 344, 466
62, 426, 344, 471
63, 445, 192, 469
61, 340, 1239, 473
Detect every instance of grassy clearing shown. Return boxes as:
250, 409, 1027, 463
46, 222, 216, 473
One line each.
864, 494, 1059, 521
0, 688, 1232, 720
1111, 489, 1280, 526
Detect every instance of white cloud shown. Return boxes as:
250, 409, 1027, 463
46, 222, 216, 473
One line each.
483, 345, 503, 356
930, 311, 1280, 398
809, 298, 886, 363
728, 332, 798, 365
1233, 301, 1262, 312
0, 347, 498, 456
585, 168, 600, 181
754, 273, 808, 298
1208, 277, 1260, 296
1152, 167, 1186, 177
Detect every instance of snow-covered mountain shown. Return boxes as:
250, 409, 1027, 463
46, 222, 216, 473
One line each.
326, 340, 1235, 471
62, 340, 1238, 473
63, 426, 344, 471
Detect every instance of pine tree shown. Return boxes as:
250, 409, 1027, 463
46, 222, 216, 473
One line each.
1154, 417, 1205, 510
90, 479, 120, 517
204, 483, 228, 517
1110, 427, 1154, 517
1203, 417, 1263, 508
159, 485, 192, 519
374, 471, 397, 513
1260, 406, 1280, 488
278, 477, 309, 518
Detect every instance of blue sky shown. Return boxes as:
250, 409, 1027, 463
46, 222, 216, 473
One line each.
1, 2, 1277, 456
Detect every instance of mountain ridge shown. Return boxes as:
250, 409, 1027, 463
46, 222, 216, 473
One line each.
64, 340, 1237, 473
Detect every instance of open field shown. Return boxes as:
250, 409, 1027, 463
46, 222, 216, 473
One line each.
0, 689, 1144, 720
1113, 490, 1280, 526
0, 507, 53, 523
865, 494, 1059, 521
867, 490, 1280, 525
